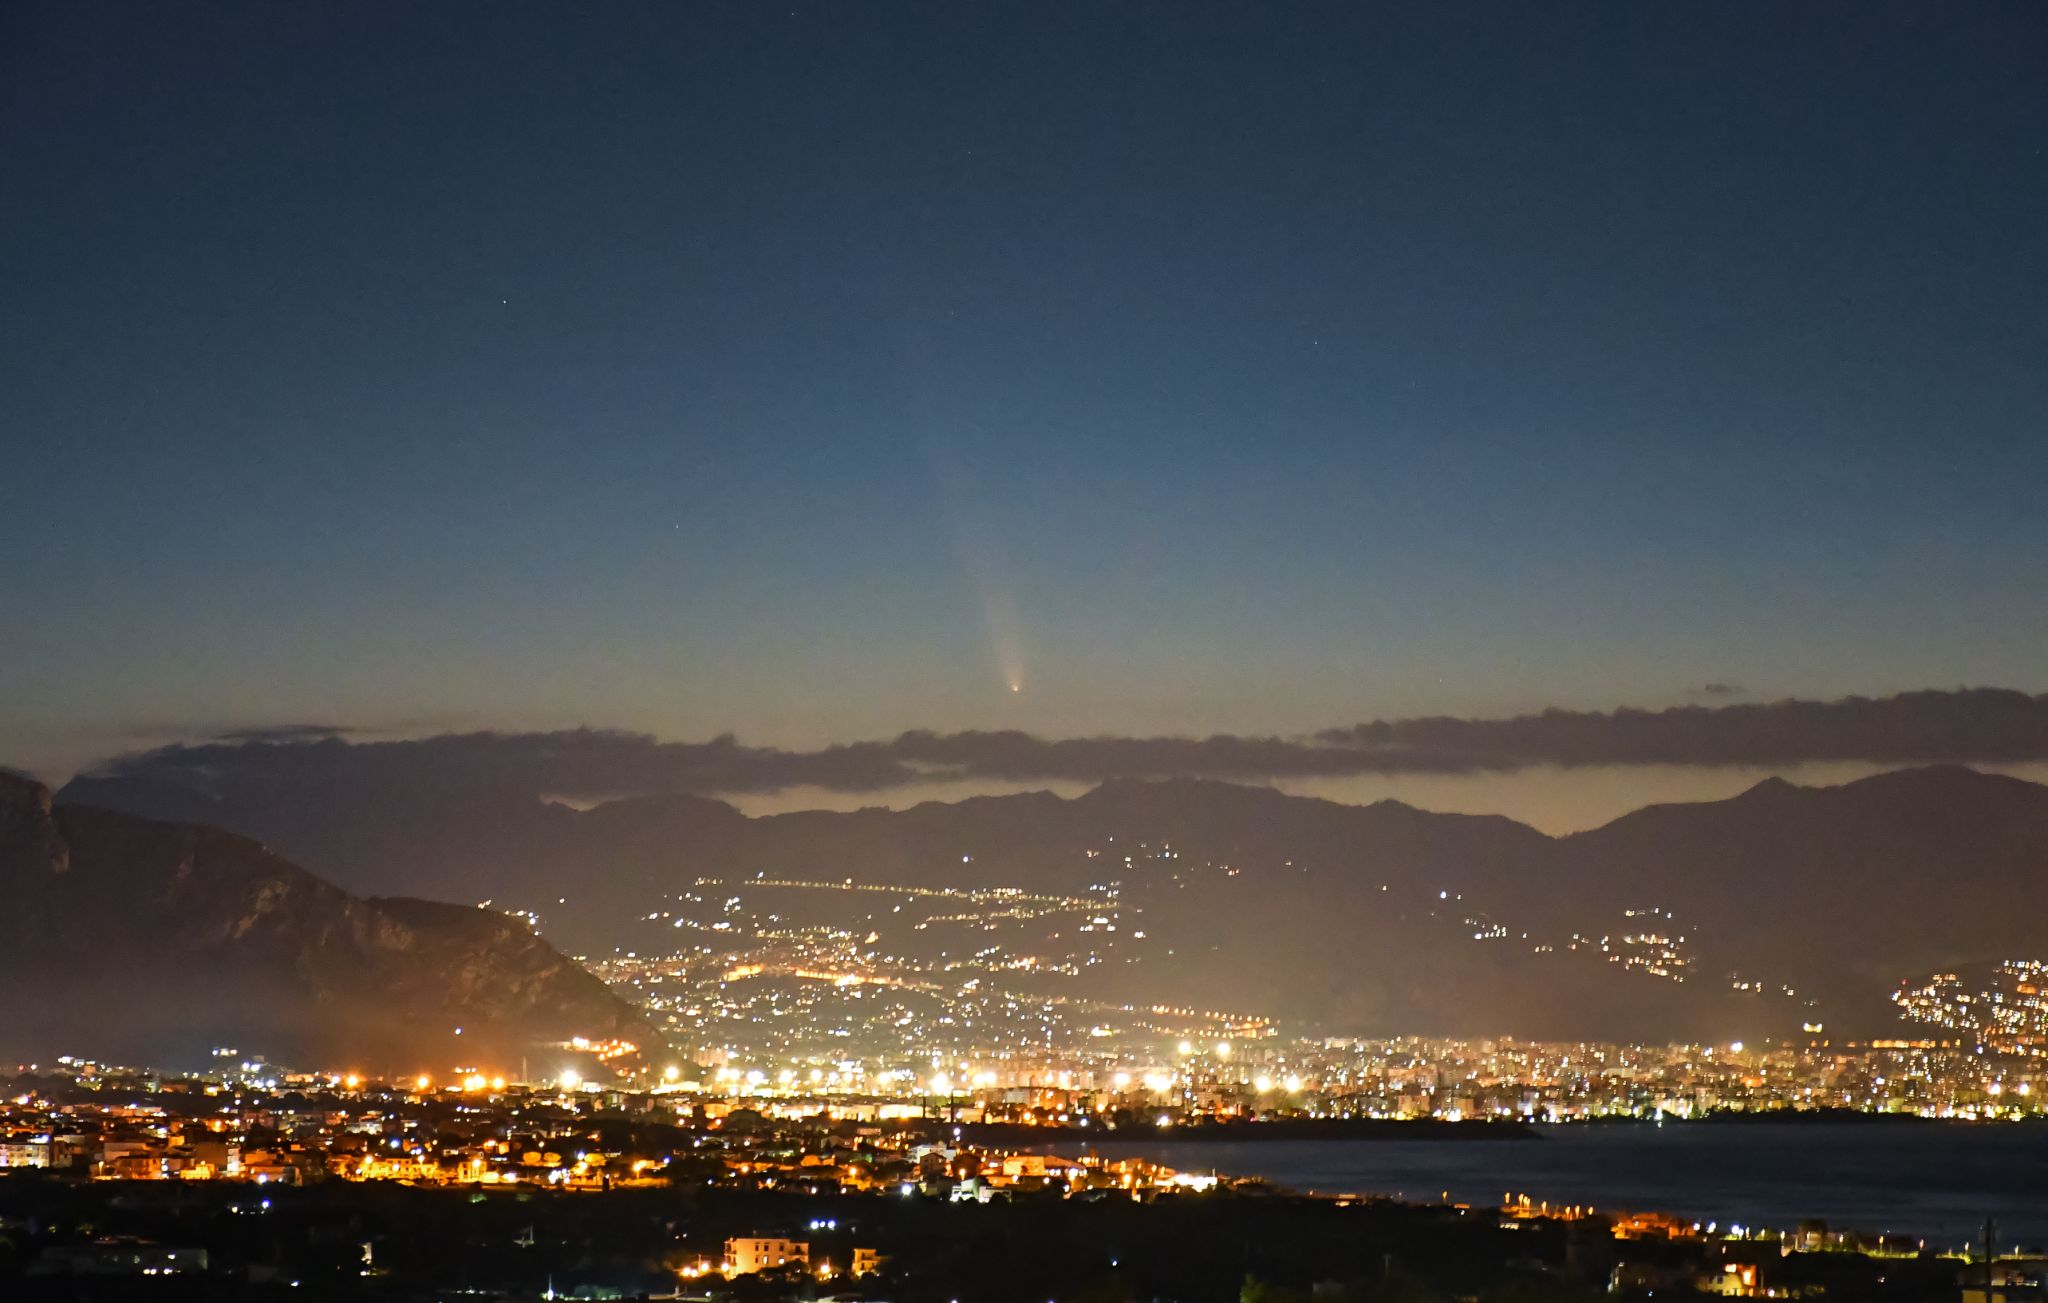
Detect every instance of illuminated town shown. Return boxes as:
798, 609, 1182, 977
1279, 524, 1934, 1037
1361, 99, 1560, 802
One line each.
7, 806, 2048, 1297
9, 0, 2048, 1297
1, 1050, 2038, 1300
579, 911, 2048, 1125
1893, 963, 2048, 1056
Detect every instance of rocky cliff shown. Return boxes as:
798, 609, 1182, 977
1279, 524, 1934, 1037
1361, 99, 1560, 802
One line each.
0, 774, 657, 1075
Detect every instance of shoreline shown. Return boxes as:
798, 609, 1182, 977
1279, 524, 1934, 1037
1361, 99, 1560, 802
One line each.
933, 1108, 2039, 1149
943, 1117, 1541, 1146
1018, 1116, 2048, 1254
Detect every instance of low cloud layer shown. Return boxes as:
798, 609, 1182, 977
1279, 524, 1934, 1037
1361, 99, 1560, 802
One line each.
69, 688, 2048, 803
208, 723, 360, 745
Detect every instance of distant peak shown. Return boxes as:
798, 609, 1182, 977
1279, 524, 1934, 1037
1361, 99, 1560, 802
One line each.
1732, 765, 2033, 806
1738, 775, 1799, 798
1836, 763, 2026, 796
1079, 775, 1289, 807
1364, 796, 1427, 814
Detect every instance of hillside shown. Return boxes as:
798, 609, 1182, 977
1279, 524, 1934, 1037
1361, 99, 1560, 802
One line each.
0, 774, 658, 1075
58, 761, 2048, 1042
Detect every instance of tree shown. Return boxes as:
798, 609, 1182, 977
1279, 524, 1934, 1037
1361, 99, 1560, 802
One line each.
1242, 1275, 1311, 1303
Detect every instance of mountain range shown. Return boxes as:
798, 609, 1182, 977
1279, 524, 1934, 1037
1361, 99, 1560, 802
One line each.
57, 758, 2048, 1043
0, 774, 657, 1075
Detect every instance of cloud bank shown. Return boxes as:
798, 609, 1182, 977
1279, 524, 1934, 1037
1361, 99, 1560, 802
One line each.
70, 688, 2048, 802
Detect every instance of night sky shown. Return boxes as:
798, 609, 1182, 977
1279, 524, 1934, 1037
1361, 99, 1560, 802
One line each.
5, 2, 2046, 802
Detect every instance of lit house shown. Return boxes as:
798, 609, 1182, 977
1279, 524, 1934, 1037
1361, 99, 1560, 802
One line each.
725, 1237, 809, 1275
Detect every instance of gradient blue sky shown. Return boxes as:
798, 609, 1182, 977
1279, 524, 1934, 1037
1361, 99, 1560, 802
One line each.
4, 1, 2046, 780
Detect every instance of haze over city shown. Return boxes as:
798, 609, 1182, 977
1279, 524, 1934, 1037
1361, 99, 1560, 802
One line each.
4, 3, 2047, 1300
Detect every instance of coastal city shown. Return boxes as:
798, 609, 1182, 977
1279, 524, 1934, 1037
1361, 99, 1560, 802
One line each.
0, 1051, 2039, 1301
11, 896, 2047, 1298
11, 0, 2048, 1299
580, 922, 2047, 1125
8, 786, 2048, 1298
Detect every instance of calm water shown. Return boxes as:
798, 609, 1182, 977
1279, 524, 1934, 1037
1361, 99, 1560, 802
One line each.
1058, 1123, 2048, 1249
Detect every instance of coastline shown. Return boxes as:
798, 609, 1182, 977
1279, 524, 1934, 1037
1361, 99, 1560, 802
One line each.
1023, 1118, 2048, 1252
945, 1117, 1541, 1146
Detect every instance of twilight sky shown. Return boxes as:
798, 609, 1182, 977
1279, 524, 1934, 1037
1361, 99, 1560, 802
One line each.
4, 2, 2046, 806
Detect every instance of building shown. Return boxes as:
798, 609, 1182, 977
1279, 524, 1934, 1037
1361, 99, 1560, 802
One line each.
725, 1237, 809, 1275
0, 1140, 51, 1168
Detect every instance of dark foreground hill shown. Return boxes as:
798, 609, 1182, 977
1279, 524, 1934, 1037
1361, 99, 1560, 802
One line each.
0, 774, 657, 1074
59, 757, 2048, 1041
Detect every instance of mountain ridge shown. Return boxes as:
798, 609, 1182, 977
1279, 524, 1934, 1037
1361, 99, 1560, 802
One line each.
50, 762, 2048, 1043
0, 777, 658, 1074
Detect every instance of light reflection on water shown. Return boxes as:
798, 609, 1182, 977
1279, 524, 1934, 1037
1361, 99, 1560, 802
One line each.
1059, 1122, 2048, 1249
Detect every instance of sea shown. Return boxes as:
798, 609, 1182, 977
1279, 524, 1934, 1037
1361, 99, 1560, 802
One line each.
1054, 1122, 2048, 1250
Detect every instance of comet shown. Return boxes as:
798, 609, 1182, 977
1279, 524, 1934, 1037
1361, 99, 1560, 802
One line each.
927, 439, 1029, 699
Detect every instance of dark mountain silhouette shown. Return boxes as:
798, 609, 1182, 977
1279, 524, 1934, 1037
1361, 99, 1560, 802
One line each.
57, 763, 2048, 1042
0, 775, 657, 1074
1552, 764, 2048, 1015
